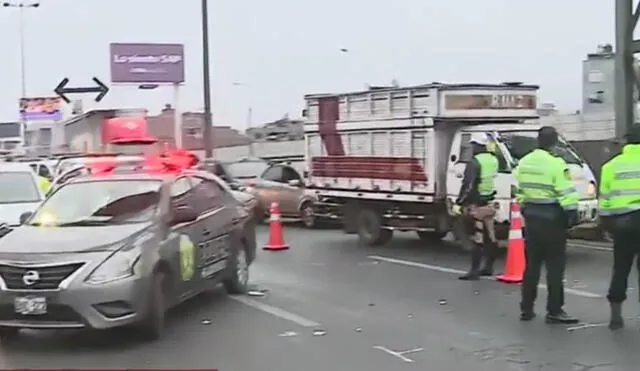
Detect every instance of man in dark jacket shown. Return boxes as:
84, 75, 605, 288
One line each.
456, 136, 499, 280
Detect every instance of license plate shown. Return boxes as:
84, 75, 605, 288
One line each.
14, 296, 47, 315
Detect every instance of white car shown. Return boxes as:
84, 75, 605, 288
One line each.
0, 163, 45, 227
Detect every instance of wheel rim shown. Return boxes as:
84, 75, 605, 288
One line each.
236, 249, 249, 286
302, 206, 314, 227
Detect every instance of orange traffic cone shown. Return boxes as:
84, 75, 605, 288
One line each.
264, 202, 289, 251
497, 201, 526, 284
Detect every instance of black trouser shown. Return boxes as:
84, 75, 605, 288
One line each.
520, 214, 567, 315
607, 213, 640, 303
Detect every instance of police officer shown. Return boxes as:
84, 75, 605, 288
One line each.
600, 125, 640, 330
37, 175, 51, 195
456, 136, 499, 280
515, 126, 579, 323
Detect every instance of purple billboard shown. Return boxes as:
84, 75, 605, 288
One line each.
110, 43, 185, 84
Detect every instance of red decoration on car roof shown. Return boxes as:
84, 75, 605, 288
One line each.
85, 149, 199, 176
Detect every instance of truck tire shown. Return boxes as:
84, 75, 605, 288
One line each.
356, 208, 392, 246
416, 230, 447, 242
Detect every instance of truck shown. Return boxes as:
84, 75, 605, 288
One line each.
302, 82, 599, 246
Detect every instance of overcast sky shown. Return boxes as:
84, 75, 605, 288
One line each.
0, 0, 615, 129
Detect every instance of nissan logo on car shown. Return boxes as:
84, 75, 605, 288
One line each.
22, 270, 40, 286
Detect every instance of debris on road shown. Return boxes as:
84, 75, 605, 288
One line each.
312, 329, 327, 336
354, 327, 363, 332
438, 298, 447, 305
278, 331, 298, 337
201, 319, 212, 325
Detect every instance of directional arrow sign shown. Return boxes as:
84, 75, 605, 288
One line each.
54, 77, 109, 104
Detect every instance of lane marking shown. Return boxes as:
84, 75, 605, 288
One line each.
567, 242, 612, 253
368, 255, 602, 299
373, 345, 423, 363
230, 295, 321, 327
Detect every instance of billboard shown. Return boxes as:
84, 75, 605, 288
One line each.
19, 97, 64, 121
110, 43, 185, 84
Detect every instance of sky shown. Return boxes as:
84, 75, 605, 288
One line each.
0, 0, 616, 130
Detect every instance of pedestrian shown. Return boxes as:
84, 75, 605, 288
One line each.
37, 175, 51, 195
600, 125, 640, 330
515, 126, 579, 324
456, 135, 499, 280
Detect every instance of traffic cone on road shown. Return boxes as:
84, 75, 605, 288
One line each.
497, 201, 526, 284
264, 202, 289, 251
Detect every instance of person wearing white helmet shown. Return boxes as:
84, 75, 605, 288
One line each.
455, 135, 500, 280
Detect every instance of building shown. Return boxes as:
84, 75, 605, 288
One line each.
246, 115, 304, 141
61, 104, 250, 152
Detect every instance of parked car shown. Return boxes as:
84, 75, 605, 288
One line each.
0, 163, 45, 227
230, 160, 317, 228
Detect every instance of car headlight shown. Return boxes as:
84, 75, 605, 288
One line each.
586, 181, 596, 198
85, 247, 140, 285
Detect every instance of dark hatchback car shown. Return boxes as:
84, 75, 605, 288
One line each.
0, 167, 256, 340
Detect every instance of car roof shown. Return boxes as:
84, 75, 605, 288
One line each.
0, 162, 37, 173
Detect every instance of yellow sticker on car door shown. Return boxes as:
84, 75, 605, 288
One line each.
179, 235, 195, 281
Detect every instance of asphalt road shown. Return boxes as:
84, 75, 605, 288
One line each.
0, 225, 637, 370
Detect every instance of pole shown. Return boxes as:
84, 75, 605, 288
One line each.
201, 0, 213, 157
173, 83, 182, 148
615, 0, 636, 138
246, 106, 254, 156
19, 5, 27, 147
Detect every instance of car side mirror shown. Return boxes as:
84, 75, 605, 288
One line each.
288, 179, 302, 187
19, 211, 33, 225
171, 206, 198, 225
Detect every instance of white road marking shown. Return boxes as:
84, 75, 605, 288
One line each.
368, 255, 602, 299
567, 241, 612, 252
373, 345, 423, 363
231, 295, 321, 327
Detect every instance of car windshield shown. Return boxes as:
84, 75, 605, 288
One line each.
0, 172, 41, 204
27, 180, 161, 227
498, 130, 583, 165
225, 161, 270, 179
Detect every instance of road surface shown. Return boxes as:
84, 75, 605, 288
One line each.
0, 226, 634, 370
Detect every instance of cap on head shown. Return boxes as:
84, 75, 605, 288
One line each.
625, 125, 640, 143
537, 126, 558, 149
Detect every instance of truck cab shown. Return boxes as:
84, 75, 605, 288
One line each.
446, 124, 598, 239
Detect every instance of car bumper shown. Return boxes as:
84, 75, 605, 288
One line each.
0, 275, 150, 330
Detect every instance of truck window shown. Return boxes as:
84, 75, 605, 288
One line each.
499, 131, 582, 165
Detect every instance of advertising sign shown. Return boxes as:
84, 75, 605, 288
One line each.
110, 43, 185, 84
19, 97, 64, 121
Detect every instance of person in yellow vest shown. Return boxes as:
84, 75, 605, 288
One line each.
599, 125, 640, 330
38, 175, 51, 195
514, 126, 579, 324
455, 136, 499, 280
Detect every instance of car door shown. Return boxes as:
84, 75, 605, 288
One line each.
168, 176, 201, 296
189, 176, 234, 284
278, 165, 306, 216
256, 165, 288, 212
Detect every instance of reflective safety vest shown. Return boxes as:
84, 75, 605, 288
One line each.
38, 176, 51, 195
599, 144, 640, 216
514, 149, 579, 210
474, 152, 498, 197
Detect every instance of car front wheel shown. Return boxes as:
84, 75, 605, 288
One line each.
300, 202, 316, 228
137, 272, 167, 341
224, 243, 250, 294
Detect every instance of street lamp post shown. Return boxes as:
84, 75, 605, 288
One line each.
201, 0, 213, 157
2, 1, 39, 147
232, 82, 254, 156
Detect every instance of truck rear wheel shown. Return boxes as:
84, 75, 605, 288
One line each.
356, 208, 392, 246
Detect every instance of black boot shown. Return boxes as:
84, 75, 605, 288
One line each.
478, 242, 498, 276
608, 302, 624, 330
459, 245, 482, 280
